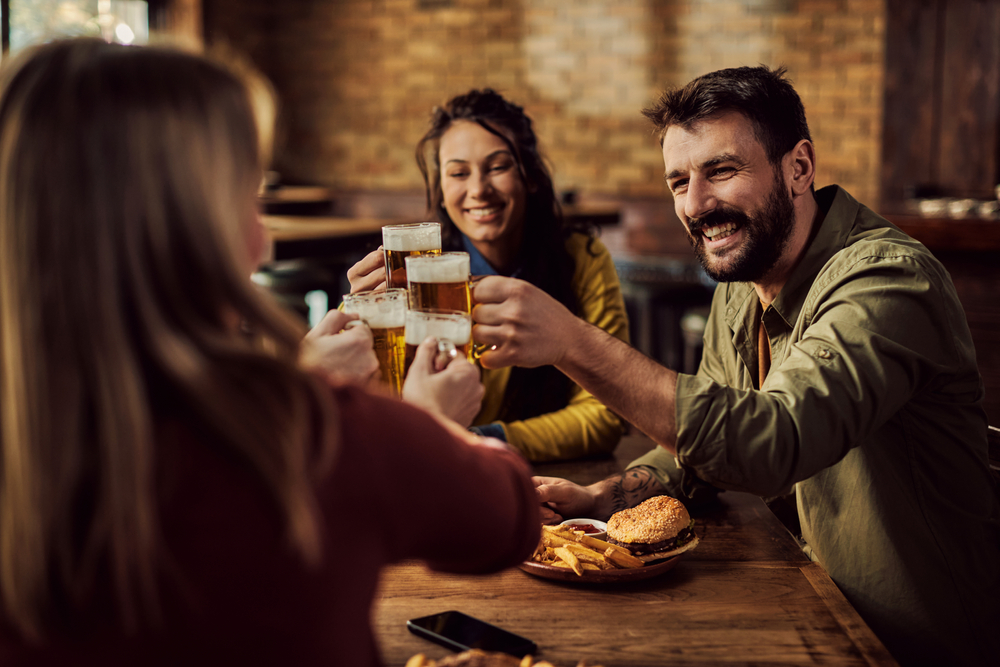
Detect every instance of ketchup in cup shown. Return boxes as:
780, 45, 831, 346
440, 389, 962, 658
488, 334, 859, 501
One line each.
571, 523, 601, 534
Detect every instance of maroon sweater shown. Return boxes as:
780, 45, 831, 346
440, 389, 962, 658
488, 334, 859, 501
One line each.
0, 386, 540, 666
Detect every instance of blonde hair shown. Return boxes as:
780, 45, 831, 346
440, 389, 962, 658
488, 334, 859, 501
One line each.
0, 39, 336, 638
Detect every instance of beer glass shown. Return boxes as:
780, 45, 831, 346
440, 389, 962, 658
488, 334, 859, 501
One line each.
405, 252, 471, 313
341, 288, 408, 394
382, 222, 442, 289
404, 309, 473, 376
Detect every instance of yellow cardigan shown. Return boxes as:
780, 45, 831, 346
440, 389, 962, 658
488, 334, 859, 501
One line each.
473, 233, 629, 461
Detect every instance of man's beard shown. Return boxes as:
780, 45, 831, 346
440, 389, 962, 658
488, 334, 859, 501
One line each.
686, 171, 796, 284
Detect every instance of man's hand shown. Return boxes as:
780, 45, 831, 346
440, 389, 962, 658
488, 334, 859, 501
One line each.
533, 476, 600, 524
346, 247, 387, 293
300, 310, 380, 386
402, 337, 484, 427
535, 467, 669, 524
471, 276, 579, 370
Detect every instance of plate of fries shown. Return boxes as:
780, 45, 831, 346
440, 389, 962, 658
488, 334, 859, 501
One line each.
519, 525, 681, 583
406, 649, 603, 667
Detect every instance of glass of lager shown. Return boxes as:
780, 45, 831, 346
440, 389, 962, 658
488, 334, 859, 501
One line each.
382, 222, 442, 289
341, 288, 408, 394
405, 252, 471, 313
404, 309, 473, 376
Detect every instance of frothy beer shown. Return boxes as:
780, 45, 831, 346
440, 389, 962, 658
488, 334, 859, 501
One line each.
382, 223, 442, 289
342, 289, 408, 394
405, 252, 471, 313
404, 309, 473, 376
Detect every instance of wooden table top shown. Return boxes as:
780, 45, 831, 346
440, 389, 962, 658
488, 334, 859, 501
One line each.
372, 435, 897, 666
258, 185, 335, 205
261, 215, 401, 243
260, 215, 410, 263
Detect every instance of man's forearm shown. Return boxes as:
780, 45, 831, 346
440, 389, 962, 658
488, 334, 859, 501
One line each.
589, 467, 669, 520
556, 317, 680, 449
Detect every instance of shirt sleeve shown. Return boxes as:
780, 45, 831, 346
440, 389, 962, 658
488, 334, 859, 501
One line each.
674, 250, 977, 497
500, 236, 630, 461
625, 445, 722, 509
331, 386, 541, 573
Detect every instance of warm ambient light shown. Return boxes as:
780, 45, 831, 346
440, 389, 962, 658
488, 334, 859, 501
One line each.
115, 23, 136, 45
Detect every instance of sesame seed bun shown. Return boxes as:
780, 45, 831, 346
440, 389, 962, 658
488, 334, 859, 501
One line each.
606, 496, 697, 562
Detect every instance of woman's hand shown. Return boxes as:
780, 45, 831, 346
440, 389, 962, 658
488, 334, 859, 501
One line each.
346, 247, 387, 293
300, 310, 380, 386
402, 337, 484, 427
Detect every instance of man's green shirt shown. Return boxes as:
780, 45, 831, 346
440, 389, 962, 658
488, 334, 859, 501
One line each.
631, 186, 1000, 666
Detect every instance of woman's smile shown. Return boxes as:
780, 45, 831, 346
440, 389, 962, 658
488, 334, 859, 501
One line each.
439, 120, 527, 270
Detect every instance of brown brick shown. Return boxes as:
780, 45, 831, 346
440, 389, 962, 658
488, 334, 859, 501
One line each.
207, 0, 886, 209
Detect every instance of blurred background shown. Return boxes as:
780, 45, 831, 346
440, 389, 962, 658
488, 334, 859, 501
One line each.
3, 0, 998, 424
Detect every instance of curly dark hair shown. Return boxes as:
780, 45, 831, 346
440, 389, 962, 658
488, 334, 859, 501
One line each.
415, 89, 590, 423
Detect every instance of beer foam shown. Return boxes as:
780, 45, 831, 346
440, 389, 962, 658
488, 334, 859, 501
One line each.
357, 307, 406, 329
343, 291, 407, 328
405, 311, 471, 345
382, 223, 441, 252
405, 253, 470, 283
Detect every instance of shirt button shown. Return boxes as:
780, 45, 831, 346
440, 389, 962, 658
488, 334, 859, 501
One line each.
818, 349, 832, 359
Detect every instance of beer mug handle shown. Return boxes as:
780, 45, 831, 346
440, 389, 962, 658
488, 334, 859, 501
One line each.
434, 338, 458, 371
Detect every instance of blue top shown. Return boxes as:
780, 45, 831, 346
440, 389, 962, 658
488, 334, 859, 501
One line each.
461, 233, 524, 279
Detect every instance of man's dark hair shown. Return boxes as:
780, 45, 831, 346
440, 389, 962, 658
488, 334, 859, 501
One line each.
642, 65, 811, 165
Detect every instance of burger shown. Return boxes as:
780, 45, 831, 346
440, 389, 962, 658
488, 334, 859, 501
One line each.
605, 495, 699, 562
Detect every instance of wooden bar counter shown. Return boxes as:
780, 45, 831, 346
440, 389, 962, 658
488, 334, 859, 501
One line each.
372, 436, 896, 666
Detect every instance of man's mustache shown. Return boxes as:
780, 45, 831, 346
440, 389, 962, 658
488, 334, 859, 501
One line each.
687, 205, 751, 235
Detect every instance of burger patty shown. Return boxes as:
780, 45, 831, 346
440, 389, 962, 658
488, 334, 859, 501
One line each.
607, 526, 694, 556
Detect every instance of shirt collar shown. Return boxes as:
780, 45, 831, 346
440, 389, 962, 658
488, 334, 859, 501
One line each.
461, 233, 524, 279
725, 184, 858, 331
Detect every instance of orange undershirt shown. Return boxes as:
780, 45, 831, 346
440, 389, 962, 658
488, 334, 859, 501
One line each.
758, 300, 772, 388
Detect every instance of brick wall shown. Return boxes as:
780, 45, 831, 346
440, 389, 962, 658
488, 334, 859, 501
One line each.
205, 0, 886, 247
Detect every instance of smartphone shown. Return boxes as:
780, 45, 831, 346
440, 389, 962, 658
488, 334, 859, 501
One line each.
406, 610, 537, 657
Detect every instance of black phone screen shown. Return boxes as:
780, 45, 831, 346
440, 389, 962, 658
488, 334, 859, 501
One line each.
406, 610, 537, 657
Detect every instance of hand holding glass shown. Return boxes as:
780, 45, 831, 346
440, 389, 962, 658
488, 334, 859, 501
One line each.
382, 222, 442, 289
404, 309, 474, 377
405, 252, 471, 313
341, 288, 408, 394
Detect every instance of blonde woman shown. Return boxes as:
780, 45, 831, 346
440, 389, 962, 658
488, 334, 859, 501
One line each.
0, 40, 539, 665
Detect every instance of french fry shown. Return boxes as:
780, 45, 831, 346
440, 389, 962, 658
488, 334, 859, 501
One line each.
563, 543, 613, 569
577, 534, 634, 556
552, 546, 583, 575
542, 525, 634, 557
603, 546, 645, 569
532, 522, 654, 575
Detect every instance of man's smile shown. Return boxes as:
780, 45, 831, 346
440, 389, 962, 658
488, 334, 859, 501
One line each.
702, 221, 739, 240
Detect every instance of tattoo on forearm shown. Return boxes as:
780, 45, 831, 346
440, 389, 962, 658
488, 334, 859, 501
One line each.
607, 467, 667, 514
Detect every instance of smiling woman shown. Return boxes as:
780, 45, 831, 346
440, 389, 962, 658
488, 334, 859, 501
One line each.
348, 89, 630, 462
414, 89, 630, 462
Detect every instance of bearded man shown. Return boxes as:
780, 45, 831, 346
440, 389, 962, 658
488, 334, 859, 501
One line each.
471, 66, 999, 667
